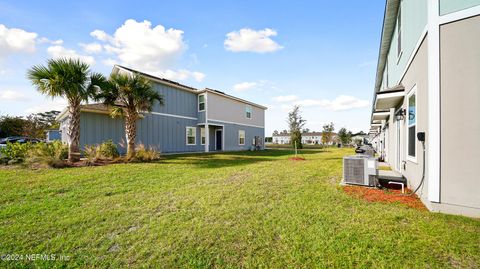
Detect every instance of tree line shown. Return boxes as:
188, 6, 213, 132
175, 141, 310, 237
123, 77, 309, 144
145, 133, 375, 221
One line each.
0, 111, 60, 139
273, 105, 363, 149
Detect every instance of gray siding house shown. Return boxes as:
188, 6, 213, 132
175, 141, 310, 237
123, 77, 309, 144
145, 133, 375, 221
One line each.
57, 65, 266, 154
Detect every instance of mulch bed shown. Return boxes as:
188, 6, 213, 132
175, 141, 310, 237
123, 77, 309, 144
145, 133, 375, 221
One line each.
343, 185, 427, 210
288, 157, 306, 161
67, 159, 120, 167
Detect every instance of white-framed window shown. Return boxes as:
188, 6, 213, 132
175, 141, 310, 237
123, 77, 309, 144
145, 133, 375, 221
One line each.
245, 105, 252, 119
198, 94, 205, 112
407, 85, 417, 161
186, 127, 196, 145
397, 3, 402, 59
239, 130, 245, 145
200, 127, 206, 145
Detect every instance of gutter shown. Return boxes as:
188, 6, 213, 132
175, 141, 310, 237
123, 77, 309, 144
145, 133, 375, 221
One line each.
370, 0, 401, 126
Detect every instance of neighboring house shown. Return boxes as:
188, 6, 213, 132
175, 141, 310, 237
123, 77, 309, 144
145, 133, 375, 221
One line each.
272, 132, 337, 145
45, 129, 61, 142
351, 131, 368, 146
369, 0, 480, 217
57, 65, 266, 154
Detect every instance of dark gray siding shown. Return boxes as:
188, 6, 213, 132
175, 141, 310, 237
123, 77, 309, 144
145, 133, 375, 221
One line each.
150, 83, 198, 117
137, 113, 203, 153
79, 113, 125, 152
79, 112, 205, 154
208, 120, 264, 151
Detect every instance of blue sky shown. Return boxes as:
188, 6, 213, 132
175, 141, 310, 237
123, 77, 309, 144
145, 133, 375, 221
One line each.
0, 0, 384, 135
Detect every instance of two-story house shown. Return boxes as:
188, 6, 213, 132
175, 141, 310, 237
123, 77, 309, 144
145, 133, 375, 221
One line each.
369, 0, 480, 217
57, 65, 266, 154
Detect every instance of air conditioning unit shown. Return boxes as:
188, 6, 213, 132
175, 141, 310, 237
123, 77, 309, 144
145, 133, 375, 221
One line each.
343, 155, 377, 186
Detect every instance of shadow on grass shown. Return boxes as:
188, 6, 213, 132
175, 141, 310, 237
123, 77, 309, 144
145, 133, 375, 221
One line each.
163, 149, 325, 168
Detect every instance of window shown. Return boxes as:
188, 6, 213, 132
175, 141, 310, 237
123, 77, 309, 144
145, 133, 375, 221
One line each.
245, 105, 252, 119
407, 87, 416, 160
200, 128, 206, 145
198, 94, 205, 111
186, 127, 196, 145
239, 130, 245, 145
397, 5, 402, 58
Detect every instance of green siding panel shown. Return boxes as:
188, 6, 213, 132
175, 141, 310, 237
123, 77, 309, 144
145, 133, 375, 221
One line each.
384, 0, 427, 89
440, 0, 480, 15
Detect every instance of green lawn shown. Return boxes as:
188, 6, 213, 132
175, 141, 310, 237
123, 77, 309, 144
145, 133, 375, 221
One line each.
0, 148, 479, 268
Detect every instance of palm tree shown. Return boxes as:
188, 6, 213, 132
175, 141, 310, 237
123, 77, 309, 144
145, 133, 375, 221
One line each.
27, 58, 106, 162
95, 72, 163, 158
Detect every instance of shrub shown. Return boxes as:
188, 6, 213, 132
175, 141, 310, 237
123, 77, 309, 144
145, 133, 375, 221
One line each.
83, 145, 100, 165
25, 141, 68, 168
129, 144, 160, 162
0, 142, 33, 164
98, 140, 119, 159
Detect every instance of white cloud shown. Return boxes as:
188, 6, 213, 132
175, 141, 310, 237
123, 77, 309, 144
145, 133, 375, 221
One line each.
37, 37, 63, 45
80, 42, 102, 54
0, 24, 38, 59
157, 69, 205, 82
294, 99, 328, 107
91, 19, 185, 68
0, 90, 29, 101
224, 28, 283, 53
274, 95, 299, 102
233, 82, 257, 92
292, 95, 369, 111
90, 29, 113, 43
91, 19, 203, 82
323, 95, 369, 111
25, 98, 67, 114
47, 45, 95, 65
102, 58, 117, 67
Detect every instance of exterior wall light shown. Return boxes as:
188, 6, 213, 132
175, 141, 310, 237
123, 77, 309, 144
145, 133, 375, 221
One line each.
395, 109, 406, 121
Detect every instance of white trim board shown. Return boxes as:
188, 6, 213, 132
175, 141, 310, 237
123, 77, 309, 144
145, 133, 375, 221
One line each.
439, 5, 480, 25
427, 0, 440, 203
148, 111, 198, 121
208, 118, 264, 129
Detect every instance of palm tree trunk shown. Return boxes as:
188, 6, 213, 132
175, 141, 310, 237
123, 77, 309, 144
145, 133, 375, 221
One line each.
125, 111, 137, 159
67, 99, 81, 162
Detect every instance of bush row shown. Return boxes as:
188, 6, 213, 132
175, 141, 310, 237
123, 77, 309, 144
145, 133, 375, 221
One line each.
0, 140, 161, 168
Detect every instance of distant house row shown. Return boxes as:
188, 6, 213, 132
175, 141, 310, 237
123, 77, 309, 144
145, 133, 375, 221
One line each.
272, 132, 338, 145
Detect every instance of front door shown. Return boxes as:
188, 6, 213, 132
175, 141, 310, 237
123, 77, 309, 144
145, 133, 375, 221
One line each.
215, 130, 222, 151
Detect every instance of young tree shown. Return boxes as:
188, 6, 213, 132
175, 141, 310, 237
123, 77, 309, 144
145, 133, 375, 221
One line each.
287, 105, 306, 149
321, 122, 335, 146
27, 58, 105, 162
95, 72, 164, 158
0, 115, 26, 137
23, 111, 61, 139
337, 127, 352, 146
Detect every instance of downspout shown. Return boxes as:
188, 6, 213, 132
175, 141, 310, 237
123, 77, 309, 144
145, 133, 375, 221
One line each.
427, 0, 440, 203
204, 91, 209, 153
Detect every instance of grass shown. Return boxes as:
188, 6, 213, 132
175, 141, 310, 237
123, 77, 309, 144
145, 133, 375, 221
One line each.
0, 148, 479, 268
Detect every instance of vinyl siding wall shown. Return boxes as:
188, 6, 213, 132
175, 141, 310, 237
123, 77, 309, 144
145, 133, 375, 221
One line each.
381, 0, 427, 90
207, 92, 265, 127
439, 0, 480, 15
439, 15, 480, 210
208, 120, 264, 151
